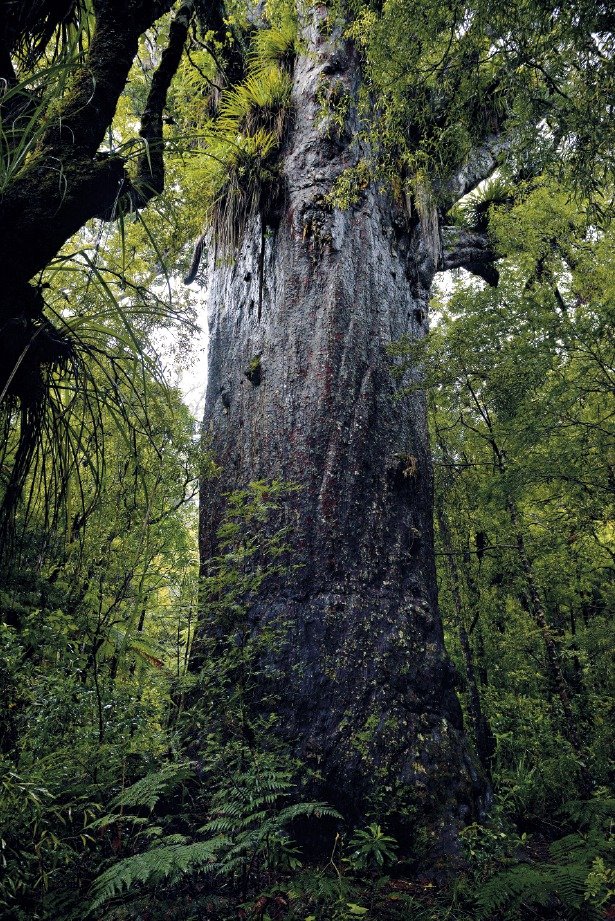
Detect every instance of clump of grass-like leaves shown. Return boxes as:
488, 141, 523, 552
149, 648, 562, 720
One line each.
194, 23, 296, 254
199, 126, 280, 253
218, 65, 291, 139
453, 175, 514, 231
0, 244, 192, 566
250, 18, 297, 72
0, 1, 92, 195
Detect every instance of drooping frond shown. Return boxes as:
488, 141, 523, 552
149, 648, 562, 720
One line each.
88, 837, 226, 913
108, 763, 194, 813
476, 822, 613, 920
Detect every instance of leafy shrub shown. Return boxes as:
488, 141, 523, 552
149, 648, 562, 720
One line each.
475, 795, 614, 919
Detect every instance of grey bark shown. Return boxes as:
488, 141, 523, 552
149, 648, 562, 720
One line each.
441, 226, 499, 286
440, 133, 512, 208
197, 10, 485, 854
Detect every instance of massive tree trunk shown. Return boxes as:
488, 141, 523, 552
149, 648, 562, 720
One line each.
198, 10, 485, 855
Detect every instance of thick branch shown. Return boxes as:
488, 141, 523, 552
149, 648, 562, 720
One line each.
439, 226, 499, 286
128, 1, 195, 208
0, 156, 128, 311
0, 3, 168, 299
42, 1, 175, 158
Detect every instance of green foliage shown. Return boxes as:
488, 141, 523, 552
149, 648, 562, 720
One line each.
452, 174, 514, 231
386, 174, 614, 918
0, 59, 74, 194
316, 76, 352, 139
250, 16, 298, 71
180, 21, 296, 253
200, 748, 340, 885
0, 1, 94, 194
106, 763, 194, 813
70, 481, 340, 918
86, 745, 340, 916
345, 824, 398, 871
1, 6, 614, 921
476, 809, 613, 920
195, 126, 279, 252
88, 837, 225, 913
219, 67, 291, 136
0, 138, 200, 550
326, 160, 371, 210
0, 283, 199, 919
199, 479, 297, 629
346, 0, 615, 207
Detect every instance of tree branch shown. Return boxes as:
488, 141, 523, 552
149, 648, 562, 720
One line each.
0, 10, 152, 307
42, 1, 176, 158
123, 0, 195, 211
439, 226, 499, 286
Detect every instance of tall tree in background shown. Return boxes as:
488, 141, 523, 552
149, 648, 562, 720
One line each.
194, 0, 613, 850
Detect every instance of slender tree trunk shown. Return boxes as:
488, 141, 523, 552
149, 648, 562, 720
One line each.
436, 504, 495, 777
198, 11, 485, 855
507, 500, 585, 753
464, 376, 586, 763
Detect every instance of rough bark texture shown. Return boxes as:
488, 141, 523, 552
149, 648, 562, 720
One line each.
199, 11, 485, 856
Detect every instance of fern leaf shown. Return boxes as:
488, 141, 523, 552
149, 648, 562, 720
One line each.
88, 836, 228, 913
109, 762, 193, 811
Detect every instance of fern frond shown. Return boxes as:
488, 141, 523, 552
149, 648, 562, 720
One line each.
276, 802, 342, 824
110, 762, 193, 811
476, 863, 554, 917
476, 828, 610, 921
560, 794, 615, 828
88, 836, 228, 913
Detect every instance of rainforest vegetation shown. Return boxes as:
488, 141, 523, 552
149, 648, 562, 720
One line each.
0, 1, 613, 919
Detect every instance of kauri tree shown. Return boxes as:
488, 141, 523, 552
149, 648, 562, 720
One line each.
190, 0, 613, 854
1, 0, 613, 870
